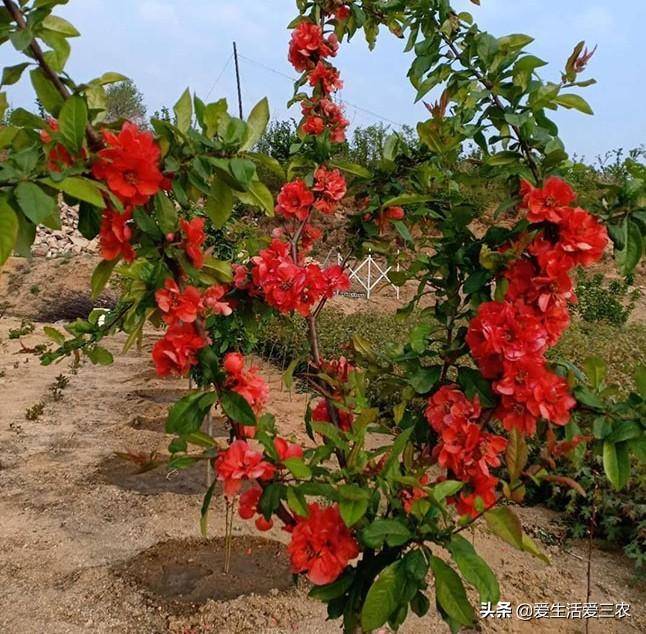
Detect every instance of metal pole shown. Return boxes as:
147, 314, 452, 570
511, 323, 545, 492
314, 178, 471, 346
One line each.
233, 41, 243, 118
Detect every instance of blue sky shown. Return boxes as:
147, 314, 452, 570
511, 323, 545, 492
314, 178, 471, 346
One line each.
2, 0, 644, 160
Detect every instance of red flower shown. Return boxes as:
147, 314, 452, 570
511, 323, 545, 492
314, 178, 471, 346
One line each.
274, 437, 304, 462
180, 218, 206, 269
214, 440, 275, 497
377, 206, 405, 233
223, 352, 269, 415
287, 503, 359, 585
301, 98, 349, 143
321, 356, 355, 384
302, 115, 325, 136
309, 61, 343, 94
401, 474, 430, 514
99, 207, 136, 263
520, 176, 576, 224
92, 121, 165, 206
202, 284, 233, 316
288, 22, 338, 72
251, 240, 348, 316
466, 301, 549, 378
455, 474, 499, 518
155, 278, 202, 325
437, 420, 507, 481
239, 485, 262, 520
40, 118, 79, 172
425, 385, 481, 434
276, 179, 314, 221
556, 207, 608, 266
313, 166, 347, 213
494, 358, 576, 434
312, 399, 353, 432
335, 5, 351, 20
152, 322, 206, 377
300, 223, 323, 254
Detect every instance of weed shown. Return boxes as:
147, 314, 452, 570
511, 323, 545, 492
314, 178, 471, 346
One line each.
8, 320, 35, 339
25, 401, 45, 421
49, 374, 70, 401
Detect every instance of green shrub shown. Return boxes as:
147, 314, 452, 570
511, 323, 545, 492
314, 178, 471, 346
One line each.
573, 271, 639, 326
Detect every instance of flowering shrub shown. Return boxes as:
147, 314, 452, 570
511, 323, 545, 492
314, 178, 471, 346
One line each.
1, 1, 645, 632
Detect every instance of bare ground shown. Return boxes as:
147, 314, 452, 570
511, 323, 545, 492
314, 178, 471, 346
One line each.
0, 255, 644, 634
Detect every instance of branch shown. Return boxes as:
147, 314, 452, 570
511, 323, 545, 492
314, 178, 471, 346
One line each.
3, 0, 102, 149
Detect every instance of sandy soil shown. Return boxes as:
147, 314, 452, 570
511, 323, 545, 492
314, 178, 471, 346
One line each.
0, 256, 644, 634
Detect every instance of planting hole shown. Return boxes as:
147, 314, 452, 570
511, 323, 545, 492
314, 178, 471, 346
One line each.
118, 536, 293, 612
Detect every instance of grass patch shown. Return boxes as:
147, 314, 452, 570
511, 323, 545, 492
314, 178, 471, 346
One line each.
257, 308, 646, 391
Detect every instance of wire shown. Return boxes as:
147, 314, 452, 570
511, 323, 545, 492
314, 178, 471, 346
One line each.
237, 52, 407, 128
205, 53, 234, 100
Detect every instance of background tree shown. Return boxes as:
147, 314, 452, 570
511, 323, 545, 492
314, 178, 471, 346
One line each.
105, 78, 146, 124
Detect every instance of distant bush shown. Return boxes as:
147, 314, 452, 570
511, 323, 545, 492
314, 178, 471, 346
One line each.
573, 271, 639, 326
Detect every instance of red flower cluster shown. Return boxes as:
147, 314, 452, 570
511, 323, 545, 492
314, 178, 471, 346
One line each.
40, 118, 83, 172
301, 97, 349, 143
425, 386, 507, 517
288, 18, 348, 144
223, 352, 269, 437
312, 399, 354, 431
151, 322, 206, 377
274, 437, 304, 462
92, 122, 165, 207
275, 168, 346, 221
288, 21, 338, 73
250, 239, 349, 316
155, 279, 202, 325
238, 485, 273, 531
467, 177, 607, 435
214, 440, 275, 498
287, 502, 359, 585
180, 218, 206, 269
99, 207, 135, 262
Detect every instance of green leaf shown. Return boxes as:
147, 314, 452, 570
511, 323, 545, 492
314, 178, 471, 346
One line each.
200, 480, 217, 537
43, 326, 65, 345
42, 15, 80, 37
220, 390, 256, 426
457, 367, 495, 408
86, 345, 113, 365
339, 496, 368, 527
241, 97, 269, 151
362, 519, 412, 548
41, 176, 105, 207
506, 428, 528, 483
391, 219, 413, 243
309, 571, 354, 602
235, 179, 274, 216
0, 197, 18, 267
258, 482, 283, 520
361, 561, 403, 631
58, 95, 87, 152
15, 182, 59, 228
554, 93, 593, 115
430, 557, 475, 627
484, 507, 524, 550
154, 193, 178, 234
582, 356, 607, 390
448, 535, 500, 604
521, 534, 550, 564
77, 202, 101, 240
329, 159, 372, 179
498, 33, 534, 49
635, 365, 646, 398
228, 158, 257, 192
432, 480, 463, 503
286, 486, 309, 517
1, 62, 30, 87
603, 441, 630, 491
29, 68, 64, 115
409, 365, 441, 394
14, 213, 36, 256
173, 88, 192, 134
166, 391, 217, 435
90, 259, 117, 299
283, 457, 312, 481
616, 219, 643, 276
205, 178, 234, 229
382, 194, 434, 208
92, 71, 128, 86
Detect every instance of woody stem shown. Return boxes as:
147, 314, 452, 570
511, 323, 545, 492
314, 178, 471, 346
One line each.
2, 0, 102, 149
